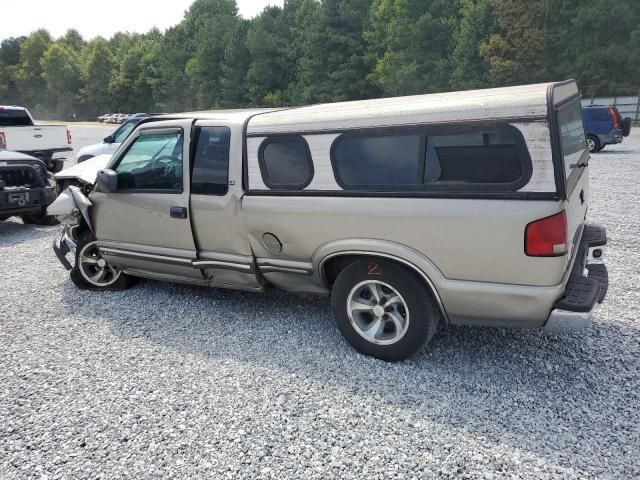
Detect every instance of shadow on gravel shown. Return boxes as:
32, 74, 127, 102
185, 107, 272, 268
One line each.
592, 149, 634, 155
57, 276, 639, 472
0, 220, 59, 246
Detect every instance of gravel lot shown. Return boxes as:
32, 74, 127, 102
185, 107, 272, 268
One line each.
1, 126, 639, 479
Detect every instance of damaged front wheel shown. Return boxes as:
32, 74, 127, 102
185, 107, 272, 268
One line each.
70, 231, 135, 291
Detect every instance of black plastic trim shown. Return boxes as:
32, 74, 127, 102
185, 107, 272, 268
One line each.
245, 189, 560, 200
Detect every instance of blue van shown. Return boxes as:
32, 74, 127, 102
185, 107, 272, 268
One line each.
582, 105, 631, 152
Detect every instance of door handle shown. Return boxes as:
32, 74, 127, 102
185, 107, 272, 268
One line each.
170, 206, 188, 219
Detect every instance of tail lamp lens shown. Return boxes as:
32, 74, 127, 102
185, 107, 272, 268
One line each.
608, 107, 619, 129
525, 211, 568, 256
0, 132, 5, 149
67, 129, 72, 145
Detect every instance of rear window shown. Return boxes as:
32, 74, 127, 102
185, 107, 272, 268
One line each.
558, 103, 587, 178
0, 109, 32, 127
586, 108, 610, 122
331, 125, 530, 191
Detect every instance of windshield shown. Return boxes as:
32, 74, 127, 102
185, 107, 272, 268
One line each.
0, 109, 33, 127
112, 119, 139, 143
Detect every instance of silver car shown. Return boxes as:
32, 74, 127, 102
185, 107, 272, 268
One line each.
49, 80, 608, 361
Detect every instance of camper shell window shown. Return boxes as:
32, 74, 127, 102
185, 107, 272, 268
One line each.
330, 124, 532, 192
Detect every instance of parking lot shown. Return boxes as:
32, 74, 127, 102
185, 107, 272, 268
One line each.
1, 125, 639, 479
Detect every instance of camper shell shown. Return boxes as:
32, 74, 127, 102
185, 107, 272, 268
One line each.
50, 81, 608, 361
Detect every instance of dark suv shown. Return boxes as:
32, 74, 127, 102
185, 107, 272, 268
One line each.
582, 105, 631, 152
0, 150, 57, 224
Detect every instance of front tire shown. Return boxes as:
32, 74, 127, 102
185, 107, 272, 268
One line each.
331, 258, 440, 361
70, 230, 135, 291
587, 134, 600, 153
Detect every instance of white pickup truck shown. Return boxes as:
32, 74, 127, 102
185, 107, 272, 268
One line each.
0, 106, 73, 172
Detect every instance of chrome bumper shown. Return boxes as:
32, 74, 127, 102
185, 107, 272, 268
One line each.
53, 225, 77, 271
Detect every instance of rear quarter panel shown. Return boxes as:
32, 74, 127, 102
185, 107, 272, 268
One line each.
242, 196, 569, 287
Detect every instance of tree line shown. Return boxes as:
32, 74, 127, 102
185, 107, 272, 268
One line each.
1, 0, 639, 118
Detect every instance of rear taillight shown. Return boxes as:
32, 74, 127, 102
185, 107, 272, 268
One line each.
67, 129, 72, 144
525, 211, 568, 257
608, 107, 619, 129
0, 132, 6, 149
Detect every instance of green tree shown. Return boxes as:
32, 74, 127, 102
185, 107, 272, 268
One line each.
15, 29, 52, 109
219, 19, 251, 106
82, 38, 116, 114
367, 0, 461, 96
246, 5, 297, 105
60, 29, 86, 51
183, 0, 240, 108
296, 0, 375, 103
480, 0, 564, 86
559, 0, 640, 95
449, 0, 495, 89
41, 42, 83, 115
0, 37, 25, 100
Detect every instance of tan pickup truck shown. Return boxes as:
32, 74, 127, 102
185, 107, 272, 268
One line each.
49, 80, 608, 361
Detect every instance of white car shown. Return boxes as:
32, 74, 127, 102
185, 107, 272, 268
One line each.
75, 116, 148, 163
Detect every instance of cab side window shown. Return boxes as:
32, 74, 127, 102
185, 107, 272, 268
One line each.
114, 131, 184, 192
191, 127, 231, 195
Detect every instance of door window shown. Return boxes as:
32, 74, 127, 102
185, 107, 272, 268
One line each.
191, 127, 231, 195
114, 130, 184, 192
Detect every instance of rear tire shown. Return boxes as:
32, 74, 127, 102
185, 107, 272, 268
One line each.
22, 209, 59, 226
587, 135, 600, 153
70, 230, 135, 291
49, 159, 64, 173
622, 117, 632, 137
331, 258, 440, 361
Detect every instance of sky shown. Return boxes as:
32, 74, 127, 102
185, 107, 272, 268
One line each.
1, 0, 285, 41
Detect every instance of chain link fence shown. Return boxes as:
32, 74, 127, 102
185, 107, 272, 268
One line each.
582, 95, 640, 123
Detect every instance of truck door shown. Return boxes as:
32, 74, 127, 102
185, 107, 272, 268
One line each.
90, 119, 203, 280
188, 121, 263, 290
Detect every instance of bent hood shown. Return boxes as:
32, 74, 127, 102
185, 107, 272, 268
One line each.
55, 154, 111, 185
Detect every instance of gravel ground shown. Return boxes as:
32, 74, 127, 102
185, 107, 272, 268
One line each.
1, 126, 639, 479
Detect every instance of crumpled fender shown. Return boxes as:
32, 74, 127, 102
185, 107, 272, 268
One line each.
47, 185, 94, 233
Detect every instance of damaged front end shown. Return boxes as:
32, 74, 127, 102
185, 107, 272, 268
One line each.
47, 186, 93, 270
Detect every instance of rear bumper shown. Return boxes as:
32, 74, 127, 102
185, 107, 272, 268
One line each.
544, 224, 608, 333
600, 130, 624, 145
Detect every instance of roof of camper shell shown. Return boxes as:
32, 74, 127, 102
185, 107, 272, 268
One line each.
246, 81, 579, 135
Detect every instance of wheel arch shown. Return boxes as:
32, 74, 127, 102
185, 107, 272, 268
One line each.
314, 240, 449, 324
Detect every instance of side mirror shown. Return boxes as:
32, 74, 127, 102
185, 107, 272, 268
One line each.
96, 169, 118, 193
103, 135, 114, 144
